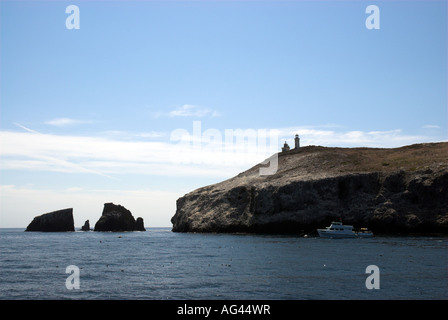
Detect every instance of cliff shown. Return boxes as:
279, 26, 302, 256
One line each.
94, 203, 146, 231
25, 208, 75, 232
171, 142, 448, 234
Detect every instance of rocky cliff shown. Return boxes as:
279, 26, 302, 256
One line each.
171, 143, 448, 234
94, 203, 146, 231
25, 208, 75, 232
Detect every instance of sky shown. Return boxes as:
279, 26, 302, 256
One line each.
0, 0, 446, 228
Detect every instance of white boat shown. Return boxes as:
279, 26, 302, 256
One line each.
317, 221, 373, 238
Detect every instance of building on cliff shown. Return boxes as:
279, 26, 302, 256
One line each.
282, 134, 300, 153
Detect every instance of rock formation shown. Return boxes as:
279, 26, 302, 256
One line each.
94, 203, 146, 232
171, 142, 448, 234
81, 220, 91, 231
25, 208, 75, 232
135, 217, 146, 231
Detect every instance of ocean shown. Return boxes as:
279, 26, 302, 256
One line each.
0, 228, 447, 300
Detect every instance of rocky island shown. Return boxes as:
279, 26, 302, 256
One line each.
81, 220, 91, 231
25, 208, 75, 232
171, 142, 448, 234
94, 202, 146, 232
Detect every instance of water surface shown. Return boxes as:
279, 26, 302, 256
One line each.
0, 228, 446, 299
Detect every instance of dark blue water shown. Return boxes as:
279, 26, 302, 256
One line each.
0, 228, 447, 299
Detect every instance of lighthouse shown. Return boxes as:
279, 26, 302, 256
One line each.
294, 134, 300, 149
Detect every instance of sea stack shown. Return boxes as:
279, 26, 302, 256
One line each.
135, 217, 146, 231
94, 203, 146, 232
81, 220, 91, 231
25, 208, 75, 232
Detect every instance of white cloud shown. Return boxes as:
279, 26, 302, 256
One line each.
102, 130, 165, 140
137, 132, 165, 138
277, 127, 430, 148
0, 130, 255, 178
0, 125, 437, 181
422, 124, 440, 129
45, 118, 95, 127
168, 104, 221, 118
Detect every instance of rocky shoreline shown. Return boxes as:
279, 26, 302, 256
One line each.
171, 143, 448, 234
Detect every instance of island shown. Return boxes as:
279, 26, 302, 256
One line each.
171, 142, 448, 234
25, 208, 75, 232
94, 202, 146, 232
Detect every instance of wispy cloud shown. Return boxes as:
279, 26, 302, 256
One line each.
151, 104, 221, 118
102, 130, 165, 140
0, 130, 245, 178
277, 127, 432, 148
0, 124, 439, 180
13, 122, 42, 134
45, 118, 95, 127
3, 129, 118, 180
422, 124, 440, 129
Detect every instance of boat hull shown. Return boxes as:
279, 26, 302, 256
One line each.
317, 229, 357, 238
317, 229, 374, 238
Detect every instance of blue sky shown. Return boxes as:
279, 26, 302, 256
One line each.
0, 0, 446, 227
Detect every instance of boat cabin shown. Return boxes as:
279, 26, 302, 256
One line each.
327, 221, 353, 231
